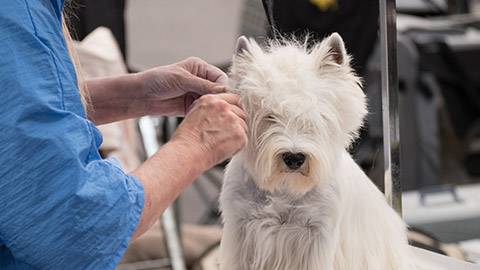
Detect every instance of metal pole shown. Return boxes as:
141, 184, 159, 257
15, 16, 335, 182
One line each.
138, 116, 186, 270
379, 0, 402, 215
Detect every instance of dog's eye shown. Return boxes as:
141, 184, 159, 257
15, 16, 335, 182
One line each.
266, 115, 275, 120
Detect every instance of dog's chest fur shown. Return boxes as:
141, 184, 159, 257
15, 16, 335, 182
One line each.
237, 177, 336, 229
221, 157, 340, 269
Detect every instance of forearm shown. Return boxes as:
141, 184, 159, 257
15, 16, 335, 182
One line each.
86, 74, 146, 125
84, 59, 230, 125
129, 139, 208, 241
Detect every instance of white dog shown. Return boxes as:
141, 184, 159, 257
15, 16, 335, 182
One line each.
219, 33, 415, 270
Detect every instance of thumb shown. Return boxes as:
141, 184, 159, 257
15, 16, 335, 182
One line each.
190, 76, 227, 95
214, 73, 229, 86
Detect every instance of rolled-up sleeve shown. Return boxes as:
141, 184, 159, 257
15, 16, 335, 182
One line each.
0, 1, 144, 269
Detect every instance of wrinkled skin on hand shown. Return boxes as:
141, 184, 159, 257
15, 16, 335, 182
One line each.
138, 57, 229, 117
138, 57, 248, 168
170, 93, 248, 168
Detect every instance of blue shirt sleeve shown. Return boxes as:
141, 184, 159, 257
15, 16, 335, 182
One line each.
0, 1, 144, 269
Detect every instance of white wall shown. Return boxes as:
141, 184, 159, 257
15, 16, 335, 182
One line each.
126, 0, 244, 69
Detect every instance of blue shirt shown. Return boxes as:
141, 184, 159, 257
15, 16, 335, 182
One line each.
0, 0, 145, 269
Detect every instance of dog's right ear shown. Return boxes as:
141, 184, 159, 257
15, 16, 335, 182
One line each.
313, 32, 350, 68
325, 33, 347, 66
235, 36, 250, 56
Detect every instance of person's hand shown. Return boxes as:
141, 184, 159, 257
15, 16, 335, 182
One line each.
137, 57, 228, 117
170, 93, 248, 169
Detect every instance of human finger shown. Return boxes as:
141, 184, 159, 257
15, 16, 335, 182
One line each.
187, 93, 241, 115
205, 65, 228, 85
184, 76, 227, 96
183, 57, 228, 85
214, 93, 243, 107
227, 103, 247, 122
204, 94, 248, 133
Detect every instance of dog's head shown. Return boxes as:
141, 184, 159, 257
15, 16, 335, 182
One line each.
228, 33, 367, 195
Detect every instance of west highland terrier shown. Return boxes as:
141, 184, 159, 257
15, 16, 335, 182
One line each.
219, 33, 415, 270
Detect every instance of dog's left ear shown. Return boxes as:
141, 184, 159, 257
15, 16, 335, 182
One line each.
235, 36, 250, 56
320, 32, 348, 66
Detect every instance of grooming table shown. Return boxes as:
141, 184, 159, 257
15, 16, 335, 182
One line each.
412, 246, 480, 269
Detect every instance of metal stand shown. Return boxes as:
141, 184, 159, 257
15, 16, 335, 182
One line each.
118, 116, 186, 270
379, 0, 402, 215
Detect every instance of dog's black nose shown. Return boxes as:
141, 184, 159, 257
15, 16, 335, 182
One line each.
282, 152, 306, 170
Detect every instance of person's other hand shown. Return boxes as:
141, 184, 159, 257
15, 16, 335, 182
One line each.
170, 93, 248, 169
138, 57, 228, 117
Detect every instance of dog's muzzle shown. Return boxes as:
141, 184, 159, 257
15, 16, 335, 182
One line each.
282, 152, 306, 170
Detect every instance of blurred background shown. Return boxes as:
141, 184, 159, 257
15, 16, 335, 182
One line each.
68, 0, 480, 269
125, 0, 244, 70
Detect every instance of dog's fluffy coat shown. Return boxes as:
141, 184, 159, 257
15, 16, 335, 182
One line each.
219, 33, 415, 270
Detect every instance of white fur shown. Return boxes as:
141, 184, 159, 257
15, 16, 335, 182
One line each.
219, 33, 415, 270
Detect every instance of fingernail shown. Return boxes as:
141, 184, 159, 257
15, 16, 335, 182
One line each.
224, 86, 235, 93
213, 85, 226, 93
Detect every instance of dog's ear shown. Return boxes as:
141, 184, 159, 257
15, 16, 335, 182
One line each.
325, 32, 347, 65
315, 32, 349, 67
235, 36, 250, 56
